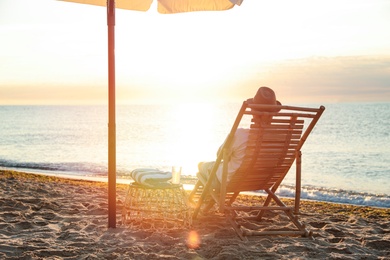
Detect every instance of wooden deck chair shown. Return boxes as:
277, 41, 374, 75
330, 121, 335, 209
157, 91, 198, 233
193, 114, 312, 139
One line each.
189, 101, 325, 240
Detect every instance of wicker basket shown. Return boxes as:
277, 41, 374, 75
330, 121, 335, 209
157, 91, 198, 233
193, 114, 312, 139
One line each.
122, 183, 192, 230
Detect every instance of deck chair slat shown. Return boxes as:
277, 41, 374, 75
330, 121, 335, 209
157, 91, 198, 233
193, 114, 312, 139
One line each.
245, 111, 318, 119
253, 133, 303, 140
270, 119, 305, 124
250, 125, 304, 131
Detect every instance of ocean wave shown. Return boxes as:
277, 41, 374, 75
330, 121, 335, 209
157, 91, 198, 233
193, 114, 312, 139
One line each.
275, 185, 390, 209
0, 160, 107, 176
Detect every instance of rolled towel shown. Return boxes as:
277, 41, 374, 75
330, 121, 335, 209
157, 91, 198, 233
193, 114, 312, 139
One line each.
130, 168, 172, 187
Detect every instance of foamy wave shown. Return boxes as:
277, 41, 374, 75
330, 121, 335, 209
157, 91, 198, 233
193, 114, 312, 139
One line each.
0, 160, 107, 176
276, 185, 390, 208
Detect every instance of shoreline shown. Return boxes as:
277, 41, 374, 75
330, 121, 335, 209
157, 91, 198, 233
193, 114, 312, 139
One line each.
2, 167, 389, 209
1, 169, 389, 259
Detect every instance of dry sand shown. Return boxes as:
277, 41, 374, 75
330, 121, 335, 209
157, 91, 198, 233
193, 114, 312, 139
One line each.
1, 170, 389, 259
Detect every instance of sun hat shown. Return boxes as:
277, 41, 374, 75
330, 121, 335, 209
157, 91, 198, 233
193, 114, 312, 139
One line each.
248, 86, 282, 112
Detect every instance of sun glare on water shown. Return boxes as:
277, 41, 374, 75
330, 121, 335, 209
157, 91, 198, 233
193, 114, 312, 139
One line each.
165, 102, 222, 175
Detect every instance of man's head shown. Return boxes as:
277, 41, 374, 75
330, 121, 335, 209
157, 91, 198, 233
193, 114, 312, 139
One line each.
253, 87, 281, 107
249, 86, 282, 124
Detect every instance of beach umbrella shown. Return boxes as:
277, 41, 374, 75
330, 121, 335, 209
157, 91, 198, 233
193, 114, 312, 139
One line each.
61, 0, 243, 228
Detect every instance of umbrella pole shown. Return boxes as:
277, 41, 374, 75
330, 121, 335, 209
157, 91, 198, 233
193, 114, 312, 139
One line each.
107, 0, 116, 228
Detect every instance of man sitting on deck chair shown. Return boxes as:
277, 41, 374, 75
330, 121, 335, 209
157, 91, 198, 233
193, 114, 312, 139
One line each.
197, 86, 282, 188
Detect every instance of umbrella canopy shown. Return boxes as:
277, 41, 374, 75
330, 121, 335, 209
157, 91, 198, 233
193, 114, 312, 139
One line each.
63, 0, 243, 13
61, 0, 243, 228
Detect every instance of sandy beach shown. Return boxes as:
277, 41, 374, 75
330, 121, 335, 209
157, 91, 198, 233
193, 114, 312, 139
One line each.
1, 170, 389, 259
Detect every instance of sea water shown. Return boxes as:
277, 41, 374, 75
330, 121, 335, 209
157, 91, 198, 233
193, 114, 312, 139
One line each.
0, 103, 389, 208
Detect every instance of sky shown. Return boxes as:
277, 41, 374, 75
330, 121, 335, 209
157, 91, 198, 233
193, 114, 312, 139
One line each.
0, 0, 389, 105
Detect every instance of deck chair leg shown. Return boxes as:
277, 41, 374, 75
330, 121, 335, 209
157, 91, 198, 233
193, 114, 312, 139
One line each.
295, 150, 302, 215
265, 189, 310, 236
228, 192, 240, 205
203, 200, 215, 213
193, 178, 214, 219
194, 188, 219, 217
255, 193, 273, 221
193, 189, 211, 219
193, 167, 221, 219
255, 177, 284, 220
226, 212, 248, 241
188, 180, 202, 205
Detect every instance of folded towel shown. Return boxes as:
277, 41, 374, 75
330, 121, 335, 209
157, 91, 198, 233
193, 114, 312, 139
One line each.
130, 168, 172, 187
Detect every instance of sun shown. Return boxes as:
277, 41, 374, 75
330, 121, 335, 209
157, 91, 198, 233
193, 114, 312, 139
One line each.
164, 102, 223, 175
